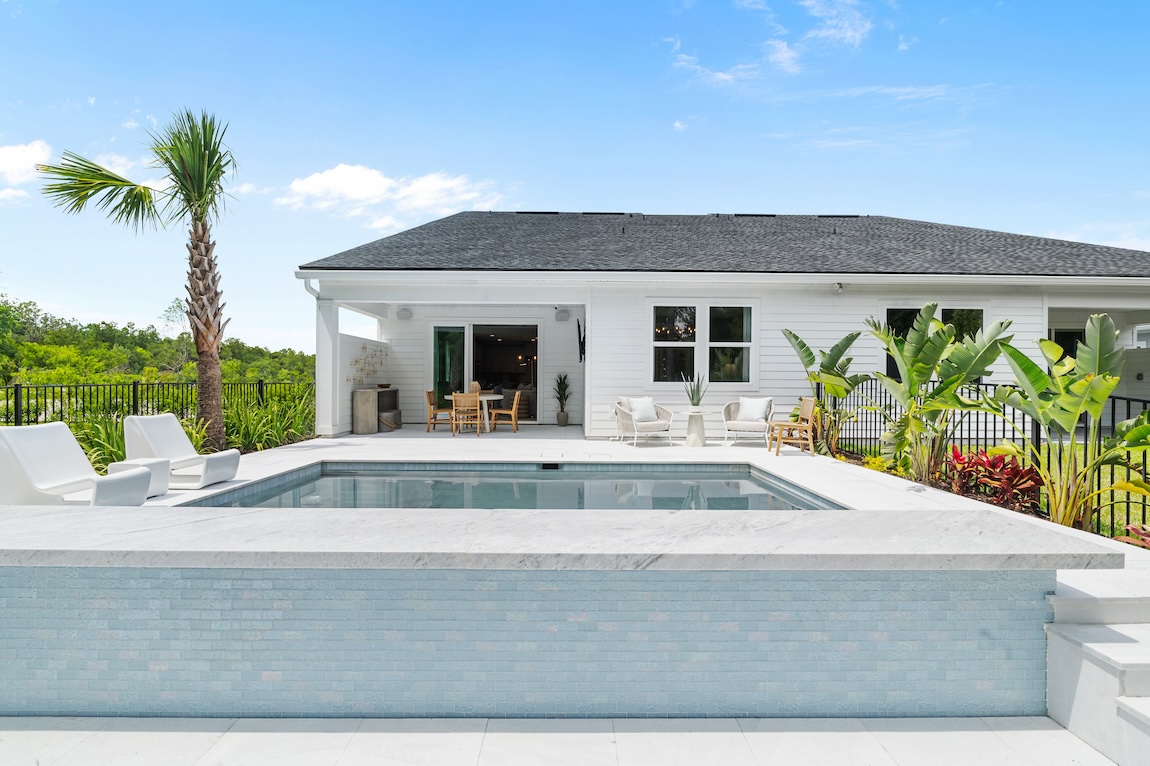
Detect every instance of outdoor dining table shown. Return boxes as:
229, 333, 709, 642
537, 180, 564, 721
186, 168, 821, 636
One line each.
445, 393, 505, 433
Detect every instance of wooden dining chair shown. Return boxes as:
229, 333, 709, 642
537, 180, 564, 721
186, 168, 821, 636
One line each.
425, 390, 451, 432
488, 390, 522, 432
451, 392, 483, 436
767, 396, 816, 455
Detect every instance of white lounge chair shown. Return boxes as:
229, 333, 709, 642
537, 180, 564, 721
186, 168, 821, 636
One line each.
613, 397, 674, 446
124, 413, 240, 489
0, 422, 151, 506
723, 397, 774, 445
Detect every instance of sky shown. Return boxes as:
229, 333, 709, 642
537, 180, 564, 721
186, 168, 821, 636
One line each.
1, 0, 1148, 353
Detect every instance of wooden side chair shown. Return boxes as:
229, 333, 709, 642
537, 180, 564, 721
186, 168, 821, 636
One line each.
489, 390, 522, 432
767, 396, 816, 455
451, 391, 483, 436
425, 390, 451, 432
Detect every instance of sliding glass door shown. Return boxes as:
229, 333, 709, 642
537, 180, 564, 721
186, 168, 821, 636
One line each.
432, 326, 465, 408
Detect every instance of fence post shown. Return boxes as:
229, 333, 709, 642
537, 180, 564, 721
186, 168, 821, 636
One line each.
258, 379, 266, 406
13, 383, 22, 427
132, 380, 139, 416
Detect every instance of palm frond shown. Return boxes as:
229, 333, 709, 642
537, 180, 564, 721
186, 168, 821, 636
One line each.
150, 110, 235, 226
37, 152, 161, 231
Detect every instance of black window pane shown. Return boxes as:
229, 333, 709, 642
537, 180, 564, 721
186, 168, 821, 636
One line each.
654, 347, 694, 382
942, 308, 983, 340
653, 306, 696, 342
710, 306, 751, 343
709, 347, 749, 382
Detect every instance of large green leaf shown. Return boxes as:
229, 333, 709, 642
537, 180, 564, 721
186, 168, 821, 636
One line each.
819, 331, 861, 374
38, 152, 161, 231
903, 303, 939, 363
938, 319, 1013, 383
782, 328, 816, 371
907, 323, 954, 388
1002, 344, 1052, 404
1077, 314, 1124, 380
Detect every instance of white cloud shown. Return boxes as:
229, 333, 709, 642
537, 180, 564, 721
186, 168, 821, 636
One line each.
276, 163, 502, 230
0, 188, 28, 203
674, 53, 758, 85
87, 96, 96, 106
833, 84, 949, 100
0, 139, 51, 184
897, 34, 916, 51
800, 0, 872, 47
765, 39, 801, 73
121, 119, 139, 129
145, 114, 157, 128
663, 36, 681, 53
734, 0, 768, 8
673, 120, 689, 131
233, 182, 274, 195
94, 153, 148, 177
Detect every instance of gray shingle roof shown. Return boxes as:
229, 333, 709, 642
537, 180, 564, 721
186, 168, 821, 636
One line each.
298, 211, 1150, 277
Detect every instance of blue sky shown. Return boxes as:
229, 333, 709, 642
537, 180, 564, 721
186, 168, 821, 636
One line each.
1, 0, 1148, 352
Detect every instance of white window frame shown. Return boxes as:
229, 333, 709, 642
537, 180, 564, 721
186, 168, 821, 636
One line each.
647, 299, 759, 391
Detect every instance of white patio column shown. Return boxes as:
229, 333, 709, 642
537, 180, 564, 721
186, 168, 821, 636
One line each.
315, 299, 340, 437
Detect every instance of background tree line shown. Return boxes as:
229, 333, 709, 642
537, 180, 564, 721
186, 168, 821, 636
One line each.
0, 295, 313, 385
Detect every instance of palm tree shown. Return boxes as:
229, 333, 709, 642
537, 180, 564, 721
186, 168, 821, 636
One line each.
37, 110, 235, 451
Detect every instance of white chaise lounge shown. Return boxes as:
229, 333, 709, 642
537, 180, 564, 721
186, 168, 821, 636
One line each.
0, 422, 151, 506
124, 413, 241, 489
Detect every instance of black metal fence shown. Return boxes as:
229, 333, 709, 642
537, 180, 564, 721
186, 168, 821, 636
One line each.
832, 378, 1150, 536
0, 381, 313, 426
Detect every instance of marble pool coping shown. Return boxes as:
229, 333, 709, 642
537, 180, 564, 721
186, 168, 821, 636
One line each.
0, 429, 1123, 571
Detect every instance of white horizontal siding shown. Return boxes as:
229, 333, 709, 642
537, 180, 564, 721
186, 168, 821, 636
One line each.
335, 335, 390, 434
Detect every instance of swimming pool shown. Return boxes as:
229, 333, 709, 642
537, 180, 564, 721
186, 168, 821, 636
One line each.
183, 462, 844, 510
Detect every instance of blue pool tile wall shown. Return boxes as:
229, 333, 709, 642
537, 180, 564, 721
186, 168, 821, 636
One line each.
0, 568, 1054, 718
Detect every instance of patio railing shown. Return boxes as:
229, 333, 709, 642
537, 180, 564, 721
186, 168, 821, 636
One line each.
0, 381, 313, 426
826, 378, 1150, 537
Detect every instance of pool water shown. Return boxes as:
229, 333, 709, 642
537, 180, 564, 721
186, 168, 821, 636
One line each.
192, 463, 842, 511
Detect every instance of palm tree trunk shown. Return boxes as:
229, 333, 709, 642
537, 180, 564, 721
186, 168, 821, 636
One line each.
186, 218, 229, 451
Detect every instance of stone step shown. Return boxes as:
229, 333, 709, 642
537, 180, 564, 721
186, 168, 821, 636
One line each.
1117, 697, 1150, 766
1047, 623, 1150, 763
1052, 570, 1150, 624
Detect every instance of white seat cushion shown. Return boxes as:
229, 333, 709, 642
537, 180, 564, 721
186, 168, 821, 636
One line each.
726, 420, 769, 432
737, 397, 772, 422
633, 418, 671, 433
628, 397, 659, 422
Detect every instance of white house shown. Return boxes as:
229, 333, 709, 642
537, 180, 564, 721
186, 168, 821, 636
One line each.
296, 211, 1150, 438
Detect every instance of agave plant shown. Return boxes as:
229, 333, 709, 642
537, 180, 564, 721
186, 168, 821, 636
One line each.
866, 304, 1013, 482
782, 329, 870, 456
681, 371, 708, 407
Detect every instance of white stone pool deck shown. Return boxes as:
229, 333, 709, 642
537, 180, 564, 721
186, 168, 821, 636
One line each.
3, 425, 1145, 764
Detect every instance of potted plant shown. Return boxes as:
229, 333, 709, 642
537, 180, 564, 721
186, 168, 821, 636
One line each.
553, 373, 571, 426
681, 371, 708, 412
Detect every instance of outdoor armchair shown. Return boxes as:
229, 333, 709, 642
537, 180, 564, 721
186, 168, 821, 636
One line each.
0, 422, 151, 506
489, 390, 522, 432
722, 397, 774, 445
425, 390, 451, 431
124, 413, 241, 489
767, 396, 816, 455
613, 396, 674, 446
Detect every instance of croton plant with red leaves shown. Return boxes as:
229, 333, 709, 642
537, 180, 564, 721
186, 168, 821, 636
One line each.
947, 446, 1043, 513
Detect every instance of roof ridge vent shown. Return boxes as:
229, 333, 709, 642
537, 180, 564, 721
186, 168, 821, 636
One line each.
516, 211, 560, 215
817, 214, 859, 218
733, 213, 777, 218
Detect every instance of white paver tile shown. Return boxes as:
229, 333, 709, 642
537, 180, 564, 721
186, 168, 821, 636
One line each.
49, 717, 232, 766
476, 719, 616, 766
613, 718, 757, 766
0, 717, 111, 766
982, 716, 1115, 766
863, 717, 1035, 766
336, 719, 487, 766
738, 718, 898, 766
193, 718, 359, 766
